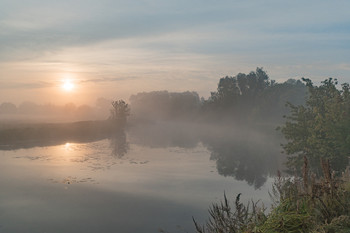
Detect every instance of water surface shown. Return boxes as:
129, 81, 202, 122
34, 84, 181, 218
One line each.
0, 124, 281, 232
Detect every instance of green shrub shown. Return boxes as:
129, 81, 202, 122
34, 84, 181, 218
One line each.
194, 158, 350, 233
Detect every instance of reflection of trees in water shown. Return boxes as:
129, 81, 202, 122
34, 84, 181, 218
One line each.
127, 122, 200, 149
0, 118, 285, 188
202, 134, 282, 189
109, 130, 129, 158
128, 122, 284, 189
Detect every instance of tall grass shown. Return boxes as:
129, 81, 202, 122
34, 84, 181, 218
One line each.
194, 157, 350, 232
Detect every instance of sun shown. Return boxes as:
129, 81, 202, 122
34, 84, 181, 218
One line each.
62, 79, 75, 91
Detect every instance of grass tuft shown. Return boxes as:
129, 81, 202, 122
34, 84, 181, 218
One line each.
194, 158, 350, 232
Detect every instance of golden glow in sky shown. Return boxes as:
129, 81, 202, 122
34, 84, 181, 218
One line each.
62, 79, 75, 92
1, 1, 349, 106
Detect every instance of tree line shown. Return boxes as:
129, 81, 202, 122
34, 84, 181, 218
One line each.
129, 68, 307, 124
126, 68, 350, 175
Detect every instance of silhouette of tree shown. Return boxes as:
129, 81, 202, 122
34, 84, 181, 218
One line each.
129, 91, 200, 120
202, 68, 307, 123
204, 68, 273, 120
255, 79, 306, 122
110, 100, 130, 127
0, 102, 17, 114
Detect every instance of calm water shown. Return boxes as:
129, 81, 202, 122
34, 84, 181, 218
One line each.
0, 124, 282, 233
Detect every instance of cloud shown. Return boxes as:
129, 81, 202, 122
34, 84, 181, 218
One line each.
1, 0, 348, 59
80, 77, 138, 84
0, 0, 349, 95
0, 81, 53, 89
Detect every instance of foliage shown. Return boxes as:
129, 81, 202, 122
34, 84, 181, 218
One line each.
202, 68, 306, 123
256, 79, 306, 122
109, 100, 130, 127
262, 159, 350, 233
0, 102, 17, 114
279, 78, 350, 175
193, 193, 267, 233
193, 75, 350, 232
194, 159, 350, 232
126, 68, 307, 124
206, 68, 271, 114
129, 91, 200, 121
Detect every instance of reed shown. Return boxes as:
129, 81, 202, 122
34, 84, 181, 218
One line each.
194, 158, 350, 232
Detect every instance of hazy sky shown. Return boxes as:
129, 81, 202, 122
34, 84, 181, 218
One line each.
1, 0, 349, 105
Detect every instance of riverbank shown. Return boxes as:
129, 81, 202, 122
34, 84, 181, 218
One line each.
194, 159, 350, 232
0, 120, 121, 150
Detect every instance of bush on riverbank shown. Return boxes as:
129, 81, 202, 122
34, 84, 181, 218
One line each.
194, 158, 350, 233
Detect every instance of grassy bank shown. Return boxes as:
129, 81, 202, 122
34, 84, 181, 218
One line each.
194, 158, 350, 233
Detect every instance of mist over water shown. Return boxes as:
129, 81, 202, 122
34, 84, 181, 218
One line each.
1, 0, 348, 230
0, 115, 285, 232
0, 73, 305, 232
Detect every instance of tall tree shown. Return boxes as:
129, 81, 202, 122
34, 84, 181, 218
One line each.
280, 78, 350, 174
205, 67, 272, 120
110, 100, 130, 128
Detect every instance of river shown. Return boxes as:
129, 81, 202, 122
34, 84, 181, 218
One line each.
0, 123, 282, 232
